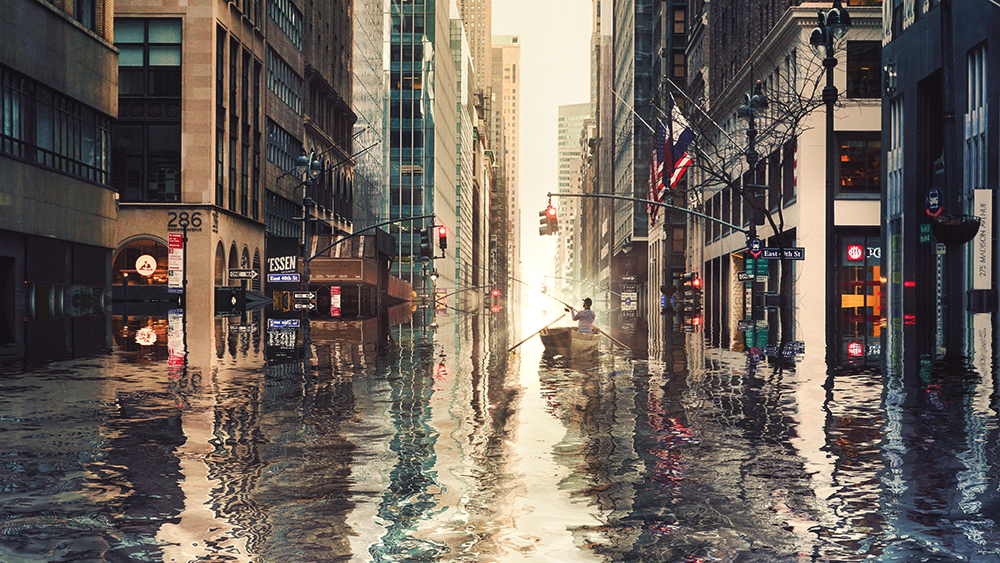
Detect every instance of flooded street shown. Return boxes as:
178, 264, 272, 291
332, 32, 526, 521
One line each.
1, 307, 999, 562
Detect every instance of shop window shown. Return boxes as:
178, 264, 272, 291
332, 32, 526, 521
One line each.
112, 239, 169, 285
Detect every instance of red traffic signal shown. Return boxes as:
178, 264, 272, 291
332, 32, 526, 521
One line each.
545, 205, 559, 234
492, 289, 500, 298
437, 225, 447, 251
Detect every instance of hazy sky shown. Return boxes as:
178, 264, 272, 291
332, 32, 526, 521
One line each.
492, 0, 593, 285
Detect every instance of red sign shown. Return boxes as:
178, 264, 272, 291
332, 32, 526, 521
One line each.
847, 341, 864, 357
846, 244, 864, 261
330, 286, 341, 317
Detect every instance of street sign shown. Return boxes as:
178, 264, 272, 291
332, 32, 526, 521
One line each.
748, 237, 762, 258
622, 292, 638, 311
268, 318, 300, 329
760, 247, 805, 260
230, 269, 259, 280
292, 302, 316, 310
925, 186, 943, 216
267, 273, 300, 283
745, 258, 769, 276
293, 291, 316, 300
228, 325, 254, 333
738, 272, 754, 282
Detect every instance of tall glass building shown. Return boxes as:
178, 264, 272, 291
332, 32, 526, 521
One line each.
386, 0, 459, 287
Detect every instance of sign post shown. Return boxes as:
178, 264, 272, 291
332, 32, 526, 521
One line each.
168, 232, 184, 294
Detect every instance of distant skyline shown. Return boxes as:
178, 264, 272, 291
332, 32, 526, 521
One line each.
491, 0, 593, 288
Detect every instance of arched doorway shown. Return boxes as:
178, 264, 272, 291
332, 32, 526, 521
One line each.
214, 241, 226, 287
228, 242, 239, 286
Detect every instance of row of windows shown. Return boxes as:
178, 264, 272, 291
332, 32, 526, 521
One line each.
1, 66, 111, 185
268, 0, 303, 49
214, 25, 263, 218
266, 118, 299, 173
267, 48, 303, 114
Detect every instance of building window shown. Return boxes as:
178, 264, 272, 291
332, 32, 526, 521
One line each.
846, 41, 880, 99
268, 0, 303, 49
113, 122, 181, 202
114, 18, 182, 202
672, 51, 686, 80
0, 66, 111, 185
116, 18, 182, 98
266, 118, 299, 173
837, 133, 881, 196
75, 0, 96, 32
267, 48, 303, 114
672, 7, 686, 35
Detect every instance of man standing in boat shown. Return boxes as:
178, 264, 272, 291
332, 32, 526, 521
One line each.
566, 298, 596, 334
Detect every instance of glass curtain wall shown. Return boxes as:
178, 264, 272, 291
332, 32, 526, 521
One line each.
388, 0, 436, 285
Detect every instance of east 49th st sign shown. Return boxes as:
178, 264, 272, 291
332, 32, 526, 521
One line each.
760, 247, 805, 260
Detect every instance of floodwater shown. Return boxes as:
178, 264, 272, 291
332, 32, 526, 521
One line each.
1, 307, 999, 562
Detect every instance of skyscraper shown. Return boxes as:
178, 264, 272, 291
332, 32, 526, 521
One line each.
492, 35, 521, 287
556, 103, 591, 300
386, 0, 459, 289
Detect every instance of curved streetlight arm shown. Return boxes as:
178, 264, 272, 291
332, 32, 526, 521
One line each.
307, 214, 435, 262
547, 192, 748, 234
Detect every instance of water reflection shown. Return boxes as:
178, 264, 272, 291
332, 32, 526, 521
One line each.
0, 303, 999, 561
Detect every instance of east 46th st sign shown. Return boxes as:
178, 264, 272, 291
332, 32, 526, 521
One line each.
760, 247, 805, 260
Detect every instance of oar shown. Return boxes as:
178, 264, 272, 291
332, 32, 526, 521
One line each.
508, 314, 566, 353
593, 325, 631, 351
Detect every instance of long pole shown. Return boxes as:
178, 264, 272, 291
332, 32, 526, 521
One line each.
508, 314, 565, 352
823, 43, 838, 365
593, 325, 631, 350
548, 191, 747, 233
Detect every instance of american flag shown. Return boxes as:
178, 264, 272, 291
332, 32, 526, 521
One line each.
648, 121, 667, 225
649, 124, 694, 226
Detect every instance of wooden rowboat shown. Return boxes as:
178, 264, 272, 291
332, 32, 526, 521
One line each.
539, 327, 601, 358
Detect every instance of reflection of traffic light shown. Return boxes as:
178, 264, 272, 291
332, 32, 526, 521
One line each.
437, 225, 447, 251
419, 227, 433, 258
546, 205, 559, 233
272, 290, 291, 312
491, 288, 500, 312
539, 210, 551, 236
678, 273, 703, 331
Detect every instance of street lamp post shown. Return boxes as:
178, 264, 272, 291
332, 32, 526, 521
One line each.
738, 80, 768, 323
811, 0, 851, 362
296, 151, 322, 294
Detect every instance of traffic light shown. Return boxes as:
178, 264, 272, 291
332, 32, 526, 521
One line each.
419, 226, 433, 258
491, 288, 500, 313
437, 225, 447, 251
539, 210, 551, 236
546, 205, 559, 234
